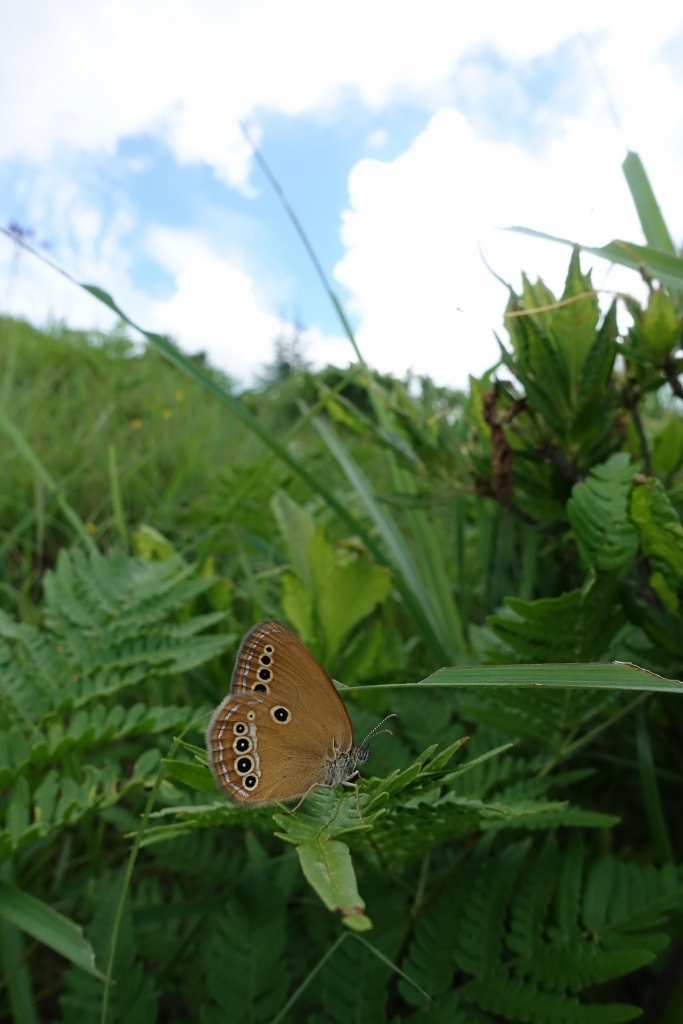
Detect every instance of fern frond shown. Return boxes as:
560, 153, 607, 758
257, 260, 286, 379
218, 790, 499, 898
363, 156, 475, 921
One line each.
508, 834, 558, 957
60, 872, 157, 1024
450, 836, 683, 1021
320, 933, 396, 1024
462, 972, 640, 1023
0, 619, 65, 725
567, 454, 639, 572
455, 841, 529, 978
487, 577, 625, 662
399, 873, 468, 1007
461, 686, 617, 747
199, 885, 289, 1023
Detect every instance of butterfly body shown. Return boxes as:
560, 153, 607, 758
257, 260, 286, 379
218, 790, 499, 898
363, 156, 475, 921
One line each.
206, 620, 371, 806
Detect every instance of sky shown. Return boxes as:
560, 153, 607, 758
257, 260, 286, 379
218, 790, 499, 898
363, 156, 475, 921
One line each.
1, 1, 682, 389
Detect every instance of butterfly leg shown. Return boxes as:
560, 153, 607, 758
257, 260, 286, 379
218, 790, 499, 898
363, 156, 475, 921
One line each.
340, 774, 365, 823
286, 778, 365, 822
286, 782, 328, 814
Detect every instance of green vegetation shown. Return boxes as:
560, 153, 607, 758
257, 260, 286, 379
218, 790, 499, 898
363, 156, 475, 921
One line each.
1, 150, 683, 1022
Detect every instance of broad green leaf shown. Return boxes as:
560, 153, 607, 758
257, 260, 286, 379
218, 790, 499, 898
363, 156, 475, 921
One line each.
272, 788, 381, 930
652, 415, 683, 479
577, 300, 618, 403
307, 527, 337, 586
642, 289, 680, 359
271, 491, 316, 591
297, 841, 372, 931
318, 559, 392, 659
280, 572, 314, 643
506, 288, 572, 422
630, 479, 683, 578
0, 881, 104, 978
552, 249, 600, 396
132, 524, 175, 561
567, 454, 639, 571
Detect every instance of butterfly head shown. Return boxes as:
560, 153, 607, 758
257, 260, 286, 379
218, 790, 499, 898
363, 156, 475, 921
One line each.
324, 745, 370, 786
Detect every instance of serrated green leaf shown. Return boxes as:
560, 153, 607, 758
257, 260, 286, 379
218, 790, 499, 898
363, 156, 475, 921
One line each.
567, 454, 639, 571
642, 289, 680, 359
630, 478, 683, 578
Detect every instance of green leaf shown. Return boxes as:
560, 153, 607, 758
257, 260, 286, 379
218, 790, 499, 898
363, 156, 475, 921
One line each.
508, 226, 683, 292
271, 491, 316, 591
487, 578, 625, 662
318, 559, 392, 659
347, 660, 683, 695
132, 524, 175, 561
463, 971, 640, 1022
642, 289, 680, 359
630, 478, 683, 578
652, 415, 683, 479
567, 454, 639, 571
272, 788, 384, 928
161, 759, 216, 793
280, 571, 314, 644
6, 775, 30, 841
311, 414, 454, 663
0, 881, 104, 978
553, 249, 600, 397
622, 151, 677, 255
297, 841, 372, 931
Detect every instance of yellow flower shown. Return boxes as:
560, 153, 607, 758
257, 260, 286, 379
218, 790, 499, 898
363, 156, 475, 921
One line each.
130, 418, 143, 430
161, 408, 172, 420
175, 389, 186, 402
85, 522, 97, 535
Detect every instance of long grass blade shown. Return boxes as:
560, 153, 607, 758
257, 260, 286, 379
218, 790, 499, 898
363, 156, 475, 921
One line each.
507, 226, 683, 291
0, 403, 97, 555
311, 414, 451, 662
343, 661, 683, 694
622, 151, 676, 255
636, 706, 675, 863
0, 882, 104, 979
0, 864, 39, 1024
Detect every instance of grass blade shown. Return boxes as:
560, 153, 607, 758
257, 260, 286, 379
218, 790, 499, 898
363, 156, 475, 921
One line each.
622, 151, 676, 255
507, 226, 683, 291
0, 403, 96, 555
0, 881, 104, 979
636, 706, 674, 862
311, 414, 451, 662
343, 661, 683, 694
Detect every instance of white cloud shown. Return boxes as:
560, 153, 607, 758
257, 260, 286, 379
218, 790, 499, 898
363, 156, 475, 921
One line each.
144, 226, 353, 381
2, 1, 682, 186
1, 209, 335, 386
2, 1, 683, 387
144, 226, 284, 381
334, 107, 665, 386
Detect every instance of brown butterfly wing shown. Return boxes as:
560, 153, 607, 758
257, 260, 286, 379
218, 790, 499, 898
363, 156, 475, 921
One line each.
206, 620, 354, 805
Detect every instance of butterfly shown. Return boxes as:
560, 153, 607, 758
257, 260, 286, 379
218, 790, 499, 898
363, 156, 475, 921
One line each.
206, 619, 389, 807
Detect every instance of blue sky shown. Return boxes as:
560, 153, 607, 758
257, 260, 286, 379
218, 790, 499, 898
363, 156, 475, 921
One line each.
1, 2, 682, 387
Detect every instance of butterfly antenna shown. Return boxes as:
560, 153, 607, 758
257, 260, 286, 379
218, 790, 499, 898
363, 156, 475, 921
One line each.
360, 713, 397, 747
